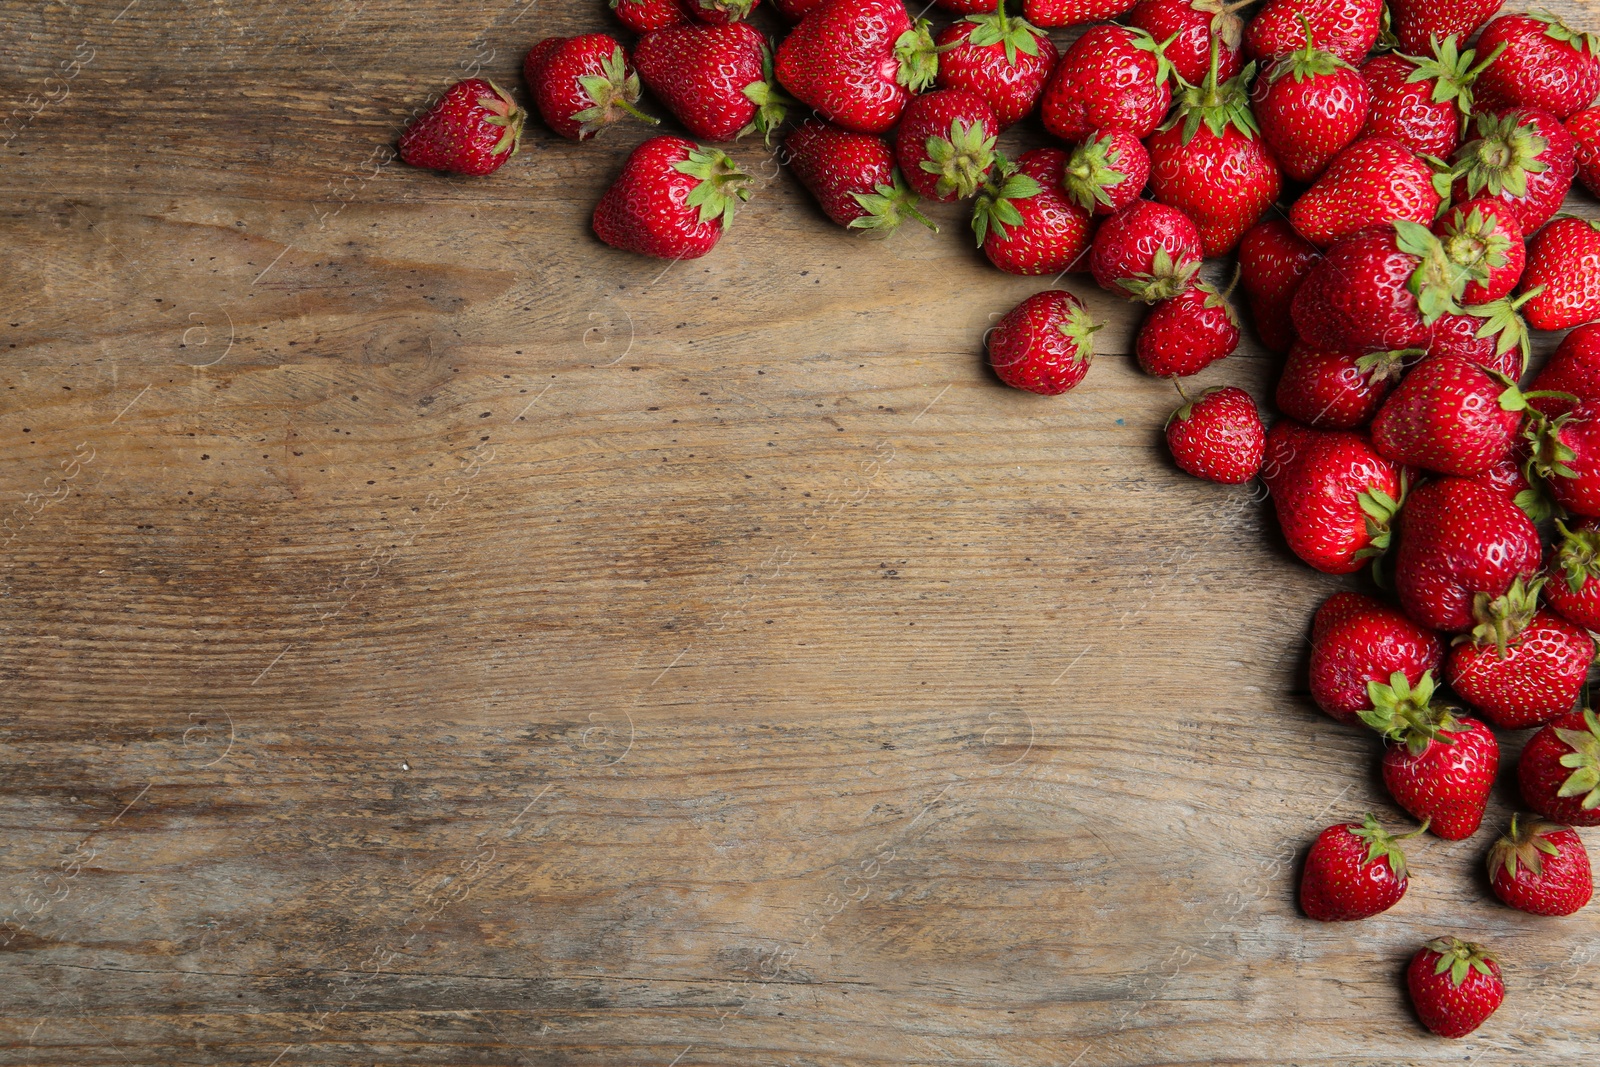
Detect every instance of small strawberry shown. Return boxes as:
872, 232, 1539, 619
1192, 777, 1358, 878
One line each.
525, 35, 656, 142
1277, 344, 1412, 430
1309, 591, 1445, 725
986, 289, 1101, 395
1425, 294, 1536, 381
1569, 105, 1600, 195
1474, 11, 1600, 122
1128, 0, 1245, 86
1290, 224, 1460, 354
1407, 938, 1505, 1039
934, 3, 1058, 130
1060, 128, 1150, 216
1488, 814, 1593, 917
1447, 582, 1593, 728
1452, 108, 1578, 234
972, 149, 1093, 275
1251, 37, 1371, 183
1300, 814, 1422, 921
1261, 421, 1404, 574
1360, 674, 1499, 840
894, 89, 999, 201
1360, 38, 1498, 160
774, 0, 938, 134
1529, 322, 1600, 417
1520, 216, 1600, 332
680, 0, 759, 24
611, 0, 689, 33
1393, 476, 1541, 632
784, 119, 936, 235
1238, 218, 1320, 353
1433, 199, 1525, 307
592, 136, 750, 259
1520, 707, 1600, 827
1289, 137, 1446, 249
1527, 399, 1600, 518
1040, 24, 1175, 143
1244, 0, 1382, 67
1371, 354, 1527, 477
1022, 0, 1136, 28
1547, 517, 1600, 630
1136, 282, 1240, 377
1388, 0, 1505, 57
398, 79, 525, 176
634, 22, 790, 143
1088, 199, 1204, 302
1165, 386, 1265, 484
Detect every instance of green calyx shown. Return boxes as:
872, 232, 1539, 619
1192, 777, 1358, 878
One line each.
672, 146, 752, 230
575, 46, 660, 136
1055, 304, 1102, 366
1465, 289, 1539, 378
922, 116, 998, 200
1524, 408, 1582, 484
1396, 219, 1471, 325
1555, 519, 1600, 594
1061, 131, 1133, 213
1403, 34, 1505, 117
1554, 708, 1600, 811
1440, 204, 1512, 281
739, 43, 795, 144
1269, 18, 1352, 82
1487, 813, 1566, 881
971, 153, 1041, 245
1350, 813, 1427, 880
1359, 670, 1460, 757
1463, 577, 1541, 658
962, 0, 1048, 65
849, 168, 938, 237
893, 19, 941, 93
1454, 110, 1551, 202
1531, 9, 1600, 56
1117, 246, 1201, 303
689, 0, 756, 16
475, 80, 526, 157
1423, 937, 1497, 988
1162, 33, 1257, 144
1353, 477, 1405, 569
1355, 348, 1419, 386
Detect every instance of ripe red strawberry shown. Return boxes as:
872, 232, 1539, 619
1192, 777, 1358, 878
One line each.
771, 0, 826, 18
1475, 12, 1600, 121
1521, 216, 1600, 332
1407, 938, 1505, 1039
1245, 0, 1382, 67
1089, 199, 1203, 302
1137, 282, 1240, 377
681, 0, 759, 24
1309, 591, 1445, 725
934, 5, 1058, 130
592, 136, 750, 259
1040, 25, 1175, 143
1290, 137, 1446, 249
525, 35, 656, 142
774, 0, 938, 134
1290, 225, 1458, 353
1393, 476, 1541, 632
1388, 0, 1504, 57
398, 79, 525, 176
612, 0, 689, 33
1488, 815, 1593, 916
1361, 676, 1498, 840
1261, 421, 1403, 574
784, 119, 935, 235
1527, 399, 1600, 518
1165, 386, 1264, 484
634, 22, 789, 143
1529, 322, 1600, 417
1371, 354, 1526, 477
894, 89, 999, 202
1022, 0, 1136, 27
1060, 128, 1149, 216
986, 289, 1100, 395
1128, 0, 1245, 86
1569, 105, 1600, 195
1520, 707, 1600, 827
1300, 814, 1420, 921
1433, 199, 1524, 307
1238, 218, 1319, 353
1251, 40, 1371, 183
1453, 108, 1578, 235
1277, 344, 1411, 430
1448, 591, 1593, 729
1425, 295, 1534, 381
972, 149, 1092, 275
1547, 517, 1600, 630
1360, 39, 1496, 160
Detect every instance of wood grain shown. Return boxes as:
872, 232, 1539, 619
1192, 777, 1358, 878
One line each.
2, 1, 1598, 1063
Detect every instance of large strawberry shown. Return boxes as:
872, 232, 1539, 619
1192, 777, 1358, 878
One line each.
971, 149, 1092, 275
525, 35, 656, 142
1452, 108, 1578, 234
1474, 11, 1600, 121
1128, 0, 1245, 86
1387, 0, 1505, 57
592, 136, 750, 259
894, 89, 999, 202
1022, 0, 1136, 28
1289, 138, 1446, 249
1238, 218, 1319, 352
1300, 814, 1421, 921
1040, 25, 1175, 143
1136, 282, 1240, 377
1447, 585, 1593, 729
1251, 38, 1370, 182
934, 3, 1058, 130
1277, 344, 1411, 430
774, 0, 938, 134
1088, 199, 1203, 302
1519, 707, 1600, 827
1407, 938, 1504, 1039
1309, 591, 1444, 725
1165, 385, 1265, 484
1061, 128, 1150, 216
611, 0, 689, 33
1547, 518, 1600, 631
1393, 476, 1541, 632
1528, 399, 1600, 518
784, 119, 935, 235
1521, 216, 1600, 332
1371, 354, 1526, 477
1261, 421, 1403, 575
1360, 39, 1497, 161
1244, 0, 1382, 67
1360, 674, 1499, 840
1570, 105, 1600, 195
986, 289, 1100, 395
1488, 815, 1594, 917
1529, 322, 1600, 417
1290, 224, 1459, 353
633, 22, 789, 143
398, 79, 524, 176
1433, 198, 1524, 307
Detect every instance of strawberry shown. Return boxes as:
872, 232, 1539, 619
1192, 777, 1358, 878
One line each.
1527, 399, 1600, 518
612, 0, 689, 33
1520, 216, 1600, 332
771, 0, 826, 18
1393, 476, 1541, 632
1289, 138, 1446, 249
1060, 128, 1150, 216
1388, 0, 1505, 57
1425, 295, 1535, 381
1089, 199, 1204, 302
1040, 25, 1175, 143
1473, 438, 1554, 522
1261, 421, 1403, 574
1136, 282, 1240, 377
1569, 105, 1600, 195
525, 35, 656, 142
1277, 344, 1411, 430
1361, 674, 1498, 840
972, 149, 1093, 275
1447, 586, 1593, 729
1547, 518, 1600, 630
894, 89, 999, 202
1452, 108, 1578, 235
1529, 322, 1600, 417
1371, 354, 1526, 477
1164, 385, 1264, 484
592, 136, 750, 259
634, 22, 790, 143
1022, 0, 1136, 28
1407, 938, 1504, 1039
1519, 707, 1600, 827
986, 289, 1100, 395
774, 0, 938, 134
1147, 48, 1281, 256
784, 119, 935, 235
1309, 591, 1445, 725
1238, 218, 1319, 353
932, 0, 998, 11
1360, 39, 1497, 161
934, 3, 1058, 130
1128, 0, 1245, 87
1244, 0, 1382, 67
1474, 11, 1600, 122
680, 0, 759, 24
1290, 224, 1460, 354
1433, 199, 1524, 307
1251, 39, 1371, 183
398, 79, 525, 177
1488, 815, 1594, 917
1300, 814, 1421, 921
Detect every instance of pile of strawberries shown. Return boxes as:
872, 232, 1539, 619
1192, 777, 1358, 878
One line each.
391, 0, 1600, 1041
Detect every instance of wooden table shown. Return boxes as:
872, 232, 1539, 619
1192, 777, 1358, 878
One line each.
3, 2, 1596, 1063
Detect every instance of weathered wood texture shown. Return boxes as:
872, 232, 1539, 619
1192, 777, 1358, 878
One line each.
2, 1, 1598, 1063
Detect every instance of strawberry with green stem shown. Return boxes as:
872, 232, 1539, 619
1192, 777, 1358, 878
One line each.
774, 0, 939, 134
1260, 421, 1405, 576
1452, 107, 1578, 235
1245, 0, 1382, 67
986, 290, 1101, 396
1128, 0, 1246, 87
894, 89, 999, 202
1474, 11, 1600, 121
1251, 28, 1371, 183
634, 22, 792, 143
784, 119, 936, 236
1433, 199, 1523, 307
1040, 25, 1176, 143
1289, 137, 1448, 250
1088, 199, 1204, 302
1277, 344, 1415, 431
1488, 814, 1593, 917
1136, 278, 1241, 378
972, 149, 1092, 276
1547, 517, 1600, 631
1290, 223, 1463, 354
1446, 578, 1593, 729
592, 136, 750, 259
1300, 814, 1425, 921
1393, 476, 1542, 632
1407, 938, 1504, 1039
398, 79, 525, 176
681, 0, 760, 25
1061, 128, 1149, 217
1426, 290, 1541, 382
1387, 0, 1505, 60
1309, 591, 1445, 725
1520, 707, 1600, 826
1360, 36, 1504, 161
934, 0, 1058, 130
1526, 399, 1600, 519
1371, 355, 1528, 477
1165, 385, 1264, 485
526, 35, 657, 142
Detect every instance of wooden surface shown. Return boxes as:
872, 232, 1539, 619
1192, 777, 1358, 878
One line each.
3, 2, 1598, 1063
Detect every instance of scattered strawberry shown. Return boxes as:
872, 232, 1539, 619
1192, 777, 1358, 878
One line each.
612, 0, 689, 33
894, 89, 999, 201
1569, 105, 1600, 196
1359, 38, 1497, 161
1022, 0, 1136, 28
972, 149, 1093, 275
986, 289, 1100, 395
1393, 476, 1541, 632
934, 3, 1058, 130
1290, 224, 1458, 354
1060, 128, 1150, 216
1238, 218, 1319, 353
1452, 107, 1578, 235
680, 0, 760, 24
1360, 673, 1498, 840
1520, 707, 1600, 827
634, 22, 790, 143
1527, 399, 1600, 518
1488, 814, 1593, 917
1388, 0, 1505, 57
1289, 137, 1446, 250
1371, 354, 1526, 477
1261, 421, 1403, 575
1474, 11, 1600, 122
1547, 517, 1600, 630
1244, 0, 1382, 67
1165, 385, 1265, 484
1407, 938, 1505, 1039
1520, 216, 1600, 332
774, 0, 938, 134
1136, 281, 1240, 377
1277, 344, 1411, 430
592, 136, 750, 259
1128, 0, 1245, 86
1089, 199, 1204, 302
399, 79, 525, 176
1251, 38, 1371, 183
1040, 25, 1175, 143
784, 119, 935, 234
1309, 591, 1445, 725
1433, 199, 1525, 307
1447, 582, 1593, 729
525, 34, 655, 142
1300, 814, 1421, 921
